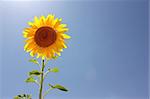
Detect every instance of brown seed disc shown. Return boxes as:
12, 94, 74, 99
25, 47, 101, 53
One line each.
34, 26, 57, 47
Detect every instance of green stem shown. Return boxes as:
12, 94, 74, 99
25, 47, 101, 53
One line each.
39, 59, 45, 99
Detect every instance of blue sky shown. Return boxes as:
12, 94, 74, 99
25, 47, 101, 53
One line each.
0, 0, 148, 99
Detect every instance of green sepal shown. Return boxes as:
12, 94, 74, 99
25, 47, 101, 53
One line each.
29, 70, 41, 76
49, 84, 68, 92
52, 56, 59, 60
25, 76, 36, 83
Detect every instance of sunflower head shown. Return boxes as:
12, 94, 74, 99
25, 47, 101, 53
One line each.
23, 14, 71, 60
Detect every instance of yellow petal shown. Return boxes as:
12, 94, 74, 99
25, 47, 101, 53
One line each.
24, 43, 29, 51
59, 49, 63, 52
34, 16, 39, 23
46, 50, 52, 59
51, 18, 58, 28
57, 28, 69, 32
62, 43, 67, 48
55, 24, 67, 30
51, 49, 55, 57
28, 21, 38, 29
55, 42, 64, 51
26, 43, 36, 52
23, 28, 36, 37
40, 16, 46, 26
42, 56, 45, 60
55, 51, 61, 56
49, 14, 55, 26
56, 41, 66, 49
47, 51, 52, 59
43, 48, 48, 58
24, 38, 34, 43
46, 14, 55, 26
62, 34, 71, 39
24, 28, 33, 33
23, 31, 34, 38
36, 49, 44, 58
24, 41, 35, 51
29, 46, 38, 57
34, 16, 40, 27
54, 18, 62, 28
46, 14, 52, 25
28, 22, 33, 26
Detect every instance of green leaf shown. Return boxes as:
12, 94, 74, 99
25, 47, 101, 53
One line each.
25, 76, 35, 83
51, 84, 68, 92
49, 67, 59, 73
14, 94, 31, 99
29, 59, 39, 65
29, 70, 41, 76
52, 56, 58, 59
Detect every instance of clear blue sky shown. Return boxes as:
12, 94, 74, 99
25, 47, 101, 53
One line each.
0, 0, 148, 99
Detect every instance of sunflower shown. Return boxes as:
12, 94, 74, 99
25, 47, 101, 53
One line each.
23, 14, 71, 59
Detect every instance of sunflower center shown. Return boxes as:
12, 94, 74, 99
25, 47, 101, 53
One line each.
34, 26, 57, 47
